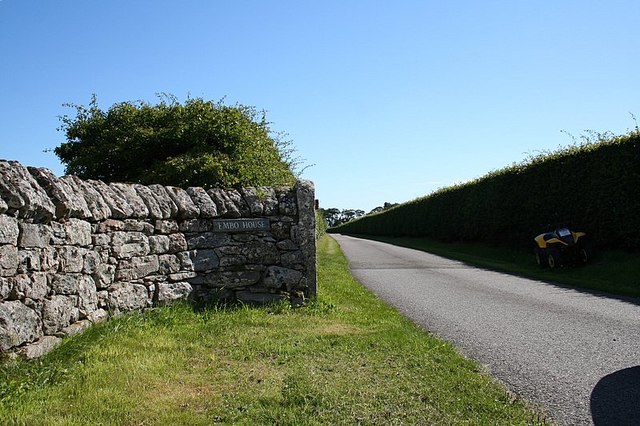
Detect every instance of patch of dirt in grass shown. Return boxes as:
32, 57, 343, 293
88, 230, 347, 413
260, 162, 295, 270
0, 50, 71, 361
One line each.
311, 320, 367, 336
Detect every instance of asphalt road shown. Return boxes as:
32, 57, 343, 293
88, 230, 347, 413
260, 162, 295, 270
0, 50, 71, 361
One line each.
332, 234, 640, 426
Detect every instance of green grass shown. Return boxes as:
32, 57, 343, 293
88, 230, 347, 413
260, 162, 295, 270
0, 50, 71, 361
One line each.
352, 235, 640, 299
0, 236, 549, 425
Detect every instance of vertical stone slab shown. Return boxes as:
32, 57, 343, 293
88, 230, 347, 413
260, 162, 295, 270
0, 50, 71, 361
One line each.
295, 180, 316, 297
27, 167, 92, 220
0, 160, 55, 221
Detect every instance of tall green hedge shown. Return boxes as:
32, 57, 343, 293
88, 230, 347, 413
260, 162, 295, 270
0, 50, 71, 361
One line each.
333, 131, 640, 250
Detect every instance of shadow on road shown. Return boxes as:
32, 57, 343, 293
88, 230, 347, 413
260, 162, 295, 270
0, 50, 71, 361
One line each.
590, 366, 640, 425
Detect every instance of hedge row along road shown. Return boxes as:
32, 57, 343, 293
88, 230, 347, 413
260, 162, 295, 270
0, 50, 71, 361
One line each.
333, 130, 640, 251
333, 234, 640, 426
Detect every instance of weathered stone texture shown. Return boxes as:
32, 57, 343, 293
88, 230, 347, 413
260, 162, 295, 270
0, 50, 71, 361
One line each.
166, 186, 199, 219
0, 215, 19, 245
0, 160, 315, 358
187, 187, 218, 218
110, 183, 149, 219
0, 301, 42, 350
70, 176, 111, 221
27, 166, 92, 219
0, 245, 19, 276
0, 161, 55, 221
156, 282, 192, 305
107, 283, 150, 313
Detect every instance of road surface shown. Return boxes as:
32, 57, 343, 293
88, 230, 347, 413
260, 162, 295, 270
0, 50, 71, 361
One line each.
332, 234, 640, 426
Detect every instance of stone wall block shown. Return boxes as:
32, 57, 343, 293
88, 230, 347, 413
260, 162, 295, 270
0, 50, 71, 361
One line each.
277, 188, 297, 216
134, 184, 165, 219
179, 219, 213, 233
168, 233, 188, 253
92, 233, 111, 247
110, 231, 150, 259
18, 335, 62, 360
158, 254, 181, 275
110, 183, 149, 219
57, 246, 86, 273
42, 295, 79, 334
39, 246, 59, 272
0, 160, 55, 221
17, 250, 41, 273
281, 250, 305, 269
155, 282, 193, 305
206, 188, 228, 217
248, 240, 280, 264
0, 215, 19, 245
122, 219, 154, 235
149, 235, 171, 254
276, 239, 299, 251
93, 264, 116, 289
227, 189, 251, 216
0, 277, 11, 300
0, 196, 7, 215
0, 245, 19, 276
148, 185, 179, 219
116, 255, 159, 281
270, 221, 291, 240
207, 188, 240, 218
18, 223, 53, 248
89, 180, 133, 219
50, 222, 67, 245
187, 187, 218, 218
49, 273, 81, 295
64, 219, 92, 247
76, 275, 98, 317
155, 220, 179, 235
70, 176, 111, 221
177, 251, 193, 271
186, 231, 225, 250
27, 167, 91, 219
168, 271, 197, 282
97, 219, 124, 233
260, 187, 278, 216
218, 255, 246, 267
263, 266, 303, 290
83, 250, 101, 274
189, 249, 219, 272
10, 273, 48, 301
200, 270, 261, 288
0, 160, 26, 212
0, 300, 42, 350
107, 282, 150, 313
165, 186, 199, 219
240, 187, 264, 216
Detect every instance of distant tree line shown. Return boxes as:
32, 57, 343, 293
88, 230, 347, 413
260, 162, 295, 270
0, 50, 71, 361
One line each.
319, 202, 398, 228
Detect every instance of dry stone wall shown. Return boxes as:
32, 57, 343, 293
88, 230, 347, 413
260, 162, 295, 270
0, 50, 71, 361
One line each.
0, 160, 315, 359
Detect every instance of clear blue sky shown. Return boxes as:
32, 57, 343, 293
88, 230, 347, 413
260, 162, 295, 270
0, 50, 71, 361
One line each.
1, 1, 639, 213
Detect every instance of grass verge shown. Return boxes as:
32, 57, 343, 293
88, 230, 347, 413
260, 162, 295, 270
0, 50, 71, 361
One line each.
0, 235, 549, 425
348, 234, 640, 299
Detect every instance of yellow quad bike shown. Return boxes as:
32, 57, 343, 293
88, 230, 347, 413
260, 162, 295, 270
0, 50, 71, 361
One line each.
534, 226, 591, 268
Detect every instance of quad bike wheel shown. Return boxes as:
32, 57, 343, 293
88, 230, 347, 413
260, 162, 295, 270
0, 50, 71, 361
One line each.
547, 248, 561, 269
578, 244, 592, 264
535, 248, 546, 268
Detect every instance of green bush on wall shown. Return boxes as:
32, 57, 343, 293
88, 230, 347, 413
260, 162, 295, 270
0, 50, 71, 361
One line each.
334, 130, 640, 250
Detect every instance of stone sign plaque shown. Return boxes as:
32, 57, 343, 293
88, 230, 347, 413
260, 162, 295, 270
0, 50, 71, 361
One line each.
212, 218, 270, 233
